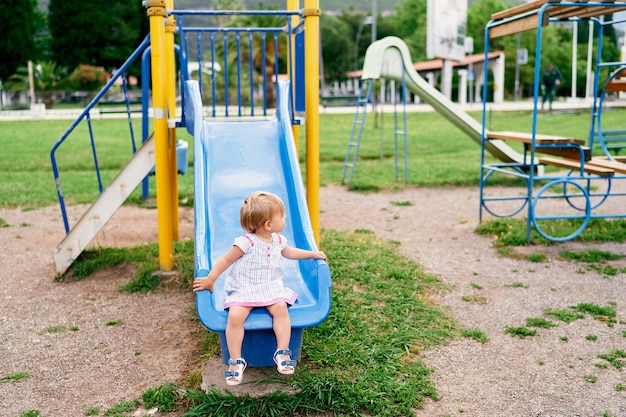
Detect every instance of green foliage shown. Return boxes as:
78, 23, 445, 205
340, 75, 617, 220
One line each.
321, 14, 356, 82
475, 218, 626, 247
142, 383, 180, 412
59, 239, 195, 293
48, 0, 148, 73
505, 326, 536, 339
6, 61, 69, 108
183, 229, 457, 416
103, 399, 141, 416
526, 317, 558, 329
19, 411, 43, 417
1, 371, 29, 383
560, 249, 623, 263
84, 407, 99, 416
544, 308, 585, 324
525, 252, 547, 263
461, 328, 489, 344
572, 303, 616, 324
584, 374, 598, 383
461, 295, 488, 304
45, 325, 66, 333
0, 0, 42, 81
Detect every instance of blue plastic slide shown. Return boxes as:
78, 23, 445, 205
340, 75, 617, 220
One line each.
185, 80, 332, 367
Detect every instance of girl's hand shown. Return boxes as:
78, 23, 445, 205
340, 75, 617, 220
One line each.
315, 251, 327, 261
193, 276, 215, 292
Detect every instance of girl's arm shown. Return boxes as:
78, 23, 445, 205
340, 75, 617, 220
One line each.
192, 245, 244, 292
282, 245, 327, 261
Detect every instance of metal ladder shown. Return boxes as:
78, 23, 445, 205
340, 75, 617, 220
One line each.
341, 79, 373, 185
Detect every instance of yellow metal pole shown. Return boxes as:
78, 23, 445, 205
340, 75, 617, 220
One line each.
303, 0, 320, 244
165, 0, 180, 241
147, 0, 174, 271
287, 0, 300, 155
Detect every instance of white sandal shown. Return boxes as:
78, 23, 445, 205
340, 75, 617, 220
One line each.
224, 357, 247, 386
273, 349, 296, 375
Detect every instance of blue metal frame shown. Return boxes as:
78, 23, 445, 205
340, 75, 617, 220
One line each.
50, 35, 151, 233
479, 2, 626, 243
53, 9, 309, 235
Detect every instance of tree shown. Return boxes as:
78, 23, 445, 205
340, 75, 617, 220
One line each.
467, 0, 507, 54
6, 61, 68, 108
321, 14, 355, 83
48, 0, 148, 73
387, 0, 427, 61
0, 0, 44, 82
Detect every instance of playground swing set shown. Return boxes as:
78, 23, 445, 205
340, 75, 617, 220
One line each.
50, 0, 330, 367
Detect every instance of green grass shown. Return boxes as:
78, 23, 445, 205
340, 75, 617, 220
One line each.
62, 229, 458, 416
1, 372, 29, 383
186, 230, 459, 416
5, 108, 626, 415
4, 108, 625, 209
476, 218, 626, 247
505, 326, 537, 339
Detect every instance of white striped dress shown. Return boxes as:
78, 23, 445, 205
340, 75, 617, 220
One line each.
223, 233, 297, 308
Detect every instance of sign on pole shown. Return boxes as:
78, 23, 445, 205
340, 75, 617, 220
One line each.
427, 0, 468, 61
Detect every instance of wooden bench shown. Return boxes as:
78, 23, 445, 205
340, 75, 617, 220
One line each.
538, 156, 615, 177
489, 1, 626, 39
594, 129, 626, 155
488, 130, 591, 161
486, 131, 585, 145
320, 95, 359, 108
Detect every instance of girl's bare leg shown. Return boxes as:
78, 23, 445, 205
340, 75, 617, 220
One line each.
225, 306, 252, 359
266, 302, 294, 372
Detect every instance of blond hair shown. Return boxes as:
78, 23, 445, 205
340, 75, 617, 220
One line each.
240, 191, 286, 233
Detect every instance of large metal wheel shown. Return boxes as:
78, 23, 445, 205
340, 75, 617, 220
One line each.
481, 166, 529, 218
531, 179, 591, 242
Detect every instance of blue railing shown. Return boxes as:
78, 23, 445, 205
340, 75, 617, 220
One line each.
172, 9, 303, 121
51, 9, 307, 236
50, 35, 152, 233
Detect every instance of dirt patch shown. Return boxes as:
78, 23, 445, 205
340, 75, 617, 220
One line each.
2, 185, 626, 416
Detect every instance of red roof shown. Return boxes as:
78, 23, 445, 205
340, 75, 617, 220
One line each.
348, 51, 504, 78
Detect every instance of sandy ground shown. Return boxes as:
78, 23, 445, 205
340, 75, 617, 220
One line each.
1, 184, 626, 416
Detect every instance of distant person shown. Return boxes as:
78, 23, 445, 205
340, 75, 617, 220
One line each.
541, 63, 562, 111
192, 191, 327, 385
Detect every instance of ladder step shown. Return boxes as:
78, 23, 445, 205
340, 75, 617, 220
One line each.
395, 130, 405, 135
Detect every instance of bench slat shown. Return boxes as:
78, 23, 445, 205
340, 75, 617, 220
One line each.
491, 0, 550, 20
605, 79, 626, 92
534, 145, 591, 161
539, 157, 614, 176
487, 131, 585, 145
586, 158, 626, 174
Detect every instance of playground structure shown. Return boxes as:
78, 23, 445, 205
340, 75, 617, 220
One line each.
50, 0, 331, 366
480, 1, 626, 242
342, 36, 524, 186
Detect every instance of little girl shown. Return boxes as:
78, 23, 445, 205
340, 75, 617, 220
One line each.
192, 191, 327, 385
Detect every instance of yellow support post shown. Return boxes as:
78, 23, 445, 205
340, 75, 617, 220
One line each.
165, 0, 180, 241
147, 0, 174, 271
287, 0, 300, 155
303, 0, 321, 244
